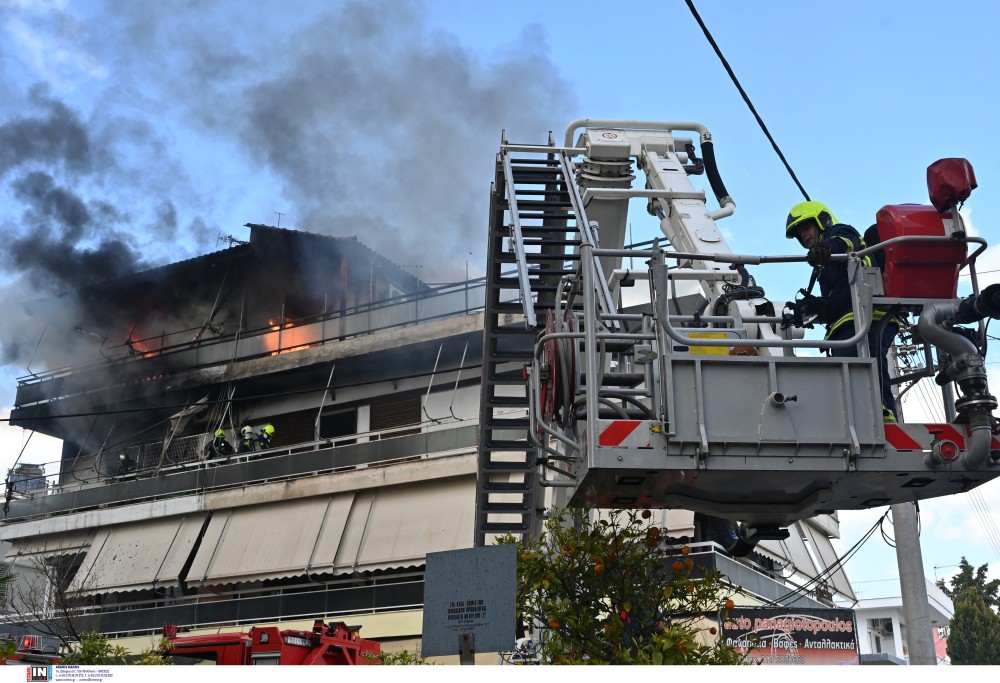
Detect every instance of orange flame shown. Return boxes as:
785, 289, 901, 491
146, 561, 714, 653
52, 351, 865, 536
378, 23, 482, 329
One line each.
267, 320, 315, 355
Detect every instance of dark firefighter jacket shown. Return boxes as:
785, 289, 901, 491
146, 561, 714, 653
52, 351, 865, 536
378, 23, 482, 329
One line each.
814, 223, 889, 338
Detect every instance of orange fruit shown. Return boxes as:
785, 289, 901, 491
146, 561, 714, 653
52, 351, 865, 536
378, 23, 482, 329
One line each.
684, 558, 694, 570
595, 564, 605, 575
641, 509, 652, 519
672, 560, 684, 572
681, 546, 690, 556
725, 599, 735, 610
709, 627, 718, 635
549, 620, 560, 629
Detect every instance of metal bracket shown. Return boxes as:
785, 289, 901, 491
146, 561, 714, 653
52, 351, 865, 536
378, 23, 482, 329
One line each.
843, 446, 857, 472
635, 345, 657, 363
695, 443, 707, 470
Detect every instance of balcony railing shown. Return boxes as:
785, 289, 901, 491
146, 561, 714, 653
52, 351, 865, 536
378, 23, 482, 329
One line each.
1, 419, 481, 524
16, 274, 523, 402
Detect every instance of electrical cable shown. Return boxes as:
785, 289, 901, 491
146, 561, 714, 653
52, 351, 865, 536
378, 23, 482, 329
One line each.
968, 489, 1000, 561
880, 509, 897, 548
763, 509, 890, 606
684, 0, 810, 200
9, 429, 34, 472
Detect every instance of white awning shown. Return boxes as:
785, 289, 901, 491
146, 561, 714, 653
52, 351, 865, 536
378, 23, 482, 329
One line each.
328, 475, 475, 575
185, 474, 476, 586
754, 538, 787, 564
66, 514, 208, 596
782, 523, 820, 578
185, 496, 344, 587
802, 521, 856, 600
3, 529, 94, 562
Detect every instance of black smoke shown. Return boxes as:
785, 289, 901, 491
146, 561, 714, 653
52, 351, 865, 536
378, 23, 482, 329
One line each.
103, 0, 576, 282
0, 88, 95, 176
0, 85, 207, 368
0, 0, 576, 374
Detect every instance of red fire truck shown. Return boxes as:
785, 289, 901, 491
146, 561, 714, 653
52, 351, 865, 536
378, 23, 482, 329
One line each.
1, 634, 62, 665
163, 619, 381, 665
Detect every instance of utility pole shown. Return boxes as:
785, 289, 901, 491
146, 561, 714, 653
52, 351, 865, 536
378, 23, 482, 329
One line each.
891, 346, 938, 665
891, 501, 937, 664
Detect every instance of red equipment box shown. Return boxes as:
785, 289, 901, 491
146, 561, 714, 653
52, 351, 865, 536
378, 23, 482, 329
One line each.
875, 203, 967, 299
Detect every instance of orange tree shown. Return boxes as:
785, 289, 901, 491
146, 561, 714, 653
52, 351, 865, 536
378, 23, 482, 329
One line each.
499, 508, 753, 665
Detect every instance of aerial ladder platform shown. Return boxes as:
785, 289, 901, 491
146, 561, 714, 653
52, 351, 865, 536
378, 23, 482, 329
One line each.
476, 119, 1000, 546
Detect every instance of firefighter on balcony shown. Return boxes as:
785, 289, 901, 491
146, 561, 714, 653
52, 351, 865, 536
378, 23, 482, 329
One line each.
258, 424, 276, 451
205, 428, 235, 461
237, 425, 257, 453
118, 452, 136, 478
785, 201, 899, 422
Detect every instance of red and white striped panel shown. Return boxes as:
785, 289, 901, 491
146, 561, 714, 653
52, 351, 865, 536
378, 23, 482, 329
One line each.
597, 420, 653, 449
884, 423, 1000, 451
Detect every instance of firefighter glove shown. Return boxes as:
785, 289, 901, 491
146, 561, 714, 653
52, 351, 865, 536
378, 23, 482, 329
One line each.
806, 241, 833, 267
780, 302, 797, 330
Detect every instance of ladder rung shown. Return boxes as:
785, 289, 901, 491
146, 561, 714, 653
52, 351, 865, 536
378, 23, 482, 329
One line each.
485, 397, 529, 408
521, 239, 581, 247
481, 502, 530, 512
509, 158, 561, 165
481, 522, 530, 533
526, 253, 580, 262
514, 188, 568, 196
481, 480, 532, 493
517, 211, 575, 220
515, 200, 572, 209
485, 439, 533, 451
495, 279, 560, 291
518, 227, 581, 236
488, 417, 530, 429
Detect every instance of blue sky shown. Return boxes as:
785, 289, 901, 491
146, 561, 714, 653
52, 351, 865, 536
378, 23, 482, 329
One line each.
2, 0, 999, 589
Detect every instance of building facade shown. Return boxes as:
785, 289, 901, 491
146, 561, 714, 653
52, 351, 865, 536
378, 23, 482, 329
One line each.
838, 578, 954, 665
2, 225, 856, 657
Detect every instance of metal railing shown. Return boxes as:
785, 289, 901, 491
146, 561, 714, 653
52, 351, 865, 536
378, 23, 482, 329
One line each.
1, 418, 480, 525
16, 274, 523, 393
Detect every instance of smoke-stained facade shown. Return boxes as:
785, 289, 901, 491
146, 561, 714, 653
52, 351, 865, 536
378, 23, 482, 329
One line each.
1, 226, 485, 646
9, 225, 427, 459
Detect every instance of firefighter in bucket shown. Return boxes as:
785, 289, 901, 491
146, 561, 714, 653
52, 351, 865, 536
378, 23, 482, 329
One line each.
784, 201, 899, 422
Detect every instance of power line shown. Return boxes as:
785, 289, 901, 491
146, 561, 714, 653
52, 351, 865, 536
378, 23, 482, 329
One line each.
684, 0, 810, 200
764, 510, 890, 607
968, 489, 1000, 562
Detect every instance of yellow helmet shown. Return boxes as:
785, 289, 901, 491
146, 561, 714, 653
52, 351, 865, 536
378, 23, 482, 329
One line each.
785, 201, 837, 239
261, 424, 275, 436
214, 429, 227, 438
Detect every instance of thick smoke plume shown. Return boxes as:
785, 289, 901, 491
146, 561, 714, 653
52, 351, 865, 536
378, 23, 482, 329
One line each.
103, 0, 575, 281
1, 0, 575, 379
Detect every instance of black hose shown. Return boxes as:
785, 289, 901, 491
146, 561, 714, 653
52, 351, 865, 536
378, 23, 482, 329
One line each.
712, 285, 766, 326
700, 140, 732, 207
